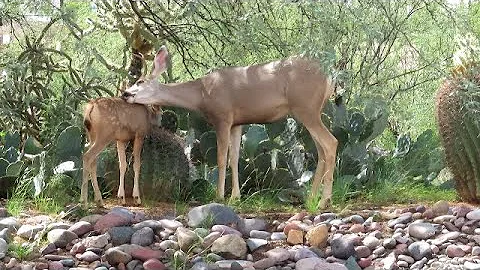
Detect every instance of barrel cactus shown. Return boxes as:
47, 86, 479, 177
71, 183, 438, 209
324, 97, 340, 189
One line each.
435, 62, 480, 202
102, 127, 192, 202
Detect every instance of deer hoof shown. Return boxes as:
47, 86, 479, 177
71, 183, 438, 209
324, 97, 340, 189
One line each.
317, 198, 331, 210
95, 200, 104, 208
133, 196, 141, 206
79, 200, 88, 209
230, 194, 241, 201
117, 196, 126, 206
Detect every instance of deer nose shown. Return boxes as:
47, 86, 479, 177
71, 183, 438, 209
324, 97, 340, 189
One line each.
121, 91, 133, 100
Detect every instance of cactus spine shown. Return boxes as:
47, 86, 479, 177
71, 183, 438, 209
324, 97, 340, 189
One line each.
436, 64, 480, 202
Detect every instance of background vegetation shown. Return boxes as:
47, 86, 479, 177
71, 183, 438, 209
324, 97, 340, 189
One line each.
0, 0, 479, 213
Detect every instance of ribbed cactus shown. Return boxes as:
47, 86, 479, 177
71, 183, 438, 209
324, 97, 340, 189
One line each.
102, 126, 191, 202
435, 64, 480, 202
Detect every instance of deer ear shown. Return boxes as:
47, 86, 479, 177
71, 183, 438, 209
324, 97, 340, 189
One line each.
150, 45, 168, 79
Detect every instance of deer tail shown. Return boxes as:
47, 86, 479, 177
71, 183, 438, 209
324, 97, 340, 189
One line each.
83, 102, 94, 132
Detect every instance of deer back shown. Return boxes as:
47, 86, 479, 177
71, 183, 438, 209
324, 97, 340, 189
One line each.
84, 98, 152, 142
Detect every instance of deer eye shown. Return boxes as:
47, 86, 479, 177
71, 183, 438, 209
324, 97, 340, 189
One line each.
136, 80, 145, 85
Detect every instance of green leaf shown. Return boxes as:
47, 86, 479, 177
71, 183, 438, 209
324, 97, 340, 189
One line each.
0, 158, 9, 177
298, 126, 317, 154
273, 168, 294, 187
243, 125, 268, 158
188, 112, 210, 135
275, 151, 289, 169
24, 136, 43, 155
6, 160, 24, 177
265, 119, 287, 139
393, 134, 411, 158
199, 131, 217, 165
253, 152, 272, 177
56, 126, 83, 164
5, 131, 20, 150
4, 147, 18, 163
348, 111, 365, 138
204, 147, 218, 167
160, 110, 179, 133
257, 140, 281, 155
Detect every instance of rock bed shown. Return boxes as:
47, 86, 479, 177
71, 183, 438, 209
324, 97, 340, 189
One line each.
1, 201, 480, 269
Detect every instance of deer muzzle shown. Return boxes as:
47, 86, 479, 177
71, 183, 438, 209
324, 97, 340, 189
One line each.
121, 91, 136, 103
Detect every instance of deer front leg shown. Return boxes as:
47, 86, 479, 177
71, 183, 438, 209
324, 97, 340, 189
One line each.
132, 135, 144, 205
216, 125, 231, 200
117, 141, 127, 205
229, 125, 242, 200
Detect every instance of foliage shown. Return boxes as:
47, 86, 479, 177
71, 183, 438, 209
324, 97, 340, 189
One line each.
8, 242, 34, 262
0, 16, 113, 142
324, 99, 390, 187
228, 190, 297, 214
392, 130, 445, 182
1, 125, 83, 215
1, 0, 477, 206
364, 179, 457, 206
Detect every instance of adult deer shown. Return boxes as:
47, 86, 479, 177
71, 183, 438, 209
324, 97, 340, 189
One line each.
123, 46, 338, 208
82, 98, 158, 207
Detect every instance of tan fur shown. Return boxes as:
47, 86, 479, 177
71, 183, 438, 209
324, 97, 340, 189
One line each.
81, 97, 156, 207
124, 47, 337, 209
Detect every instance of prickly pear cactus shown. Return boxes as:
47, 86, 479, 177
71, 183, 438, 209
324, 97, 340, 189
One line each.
436, 63, 480, 202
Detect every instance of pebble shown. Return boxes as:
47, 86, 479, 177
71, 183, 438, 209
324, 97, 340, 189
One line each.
245, 238, 268, 251
187, 203, 240, 227
211, 234, 247, 259
331, 236, 356, 259
408, 241, 432, 260
5, 202, 480, 270
130, 227, 154, 246
143, 258, 166, 270
408, 222, 437, 239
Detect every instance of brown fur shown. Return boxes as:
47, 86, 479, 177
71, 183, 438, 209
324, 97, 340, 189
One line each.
81, 97, 158, 207
124, 46, 338, 209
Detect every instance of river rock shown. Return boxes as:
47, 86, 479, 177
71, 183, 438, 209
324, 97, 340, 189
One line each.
108, 226, 135, 246
331, 236, 356, 259
131, 227, 154, 246
408, 222, 437, 239
187, 203, 240, 227
16, 224, 43, 240
305, 224, 329, 248
176, 227, 199, 251
47, 229, 78, 248
408, 241, 432, 261
211, 234, 247, 259
69, 221, 94, 237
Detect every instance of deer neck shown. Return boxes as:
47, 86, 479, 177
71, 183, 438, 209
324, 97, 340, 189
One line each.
159, 79, 204, 113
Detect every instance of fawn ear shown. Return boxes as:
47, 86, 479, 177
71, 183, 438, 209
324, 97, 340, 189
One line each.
150, 45, 168, 80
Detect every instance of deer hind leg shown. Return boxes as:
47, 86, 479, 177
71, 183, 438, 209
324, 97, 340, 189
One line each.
216, 125, 231, 200
132, 135, 144, 205
82, 141, 107, 208
229, 125, 242, 200
90, 157, 104, 207
117, 141, 127, 205
81, 153, 92, 207
294, 111, 337, 209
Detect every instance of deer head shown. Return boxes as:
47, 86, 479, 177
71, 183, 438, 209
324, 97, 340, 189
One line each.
123, 46, 169, 104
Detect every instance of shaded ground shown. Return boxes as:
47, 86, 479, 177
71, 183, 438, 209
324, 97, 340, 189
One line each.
1, 197, 478, 223
77, 198, 479, 222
